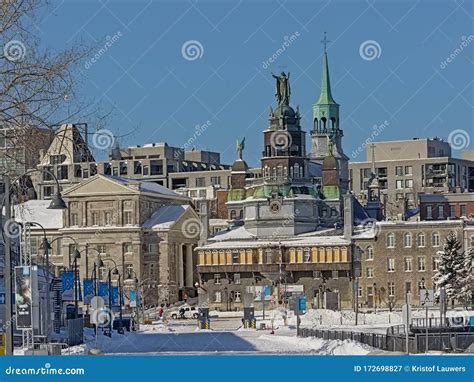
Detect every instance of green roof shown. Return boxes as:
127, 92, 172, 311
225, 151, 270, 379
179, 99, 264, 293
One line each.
227, 188, 246, 202
322, 185, 340, 200
316, 53, 337, 105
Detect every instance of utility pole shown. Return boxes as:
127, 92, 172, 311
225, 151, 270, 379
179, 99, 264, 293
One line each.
3, 175, 13, 354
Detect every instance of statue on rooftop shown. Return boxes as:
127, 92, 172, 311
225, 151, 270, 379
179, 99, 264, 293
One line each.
272, 72, 291, 105
236, 137, 245, 159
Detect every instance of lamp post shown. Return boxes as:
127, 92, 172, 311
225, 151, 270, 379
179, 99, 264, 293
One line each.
112, 268, 124, 334
373, 282, 377, 314
125, 270, 141, 330
102, 258, 117, 337
1, 169, 66, 354
72, 249, 81, 318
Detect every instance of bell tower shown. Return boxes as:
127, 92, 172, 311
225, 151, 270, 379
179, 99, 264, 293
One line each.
310, 33, 349, 193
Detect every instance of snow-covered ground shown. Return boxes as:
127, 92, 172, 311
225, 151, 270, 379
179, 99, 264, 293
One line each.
65, 317, 374, 355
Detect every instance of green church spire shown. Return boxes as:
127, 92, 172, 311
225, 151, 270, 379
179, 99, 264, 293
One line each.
316, 52, 337, 105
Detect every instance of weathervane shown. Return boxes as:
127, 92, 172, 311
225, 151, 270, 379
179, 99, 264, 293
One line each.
321, 31, 331, 53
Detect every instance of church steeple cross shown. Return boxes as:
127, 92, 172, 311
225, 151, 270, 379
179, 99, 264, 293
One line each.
321, 32, 331, 53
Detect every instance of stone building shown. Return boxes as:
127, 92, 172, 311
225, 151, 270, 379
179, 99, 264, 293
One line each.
419, 191, 474, 220
353, 220, 468, 308
16, 174, 200, 306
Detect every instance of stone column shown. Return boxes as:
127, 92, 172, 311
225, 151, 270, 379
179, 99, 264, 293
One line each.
185, 244, 194, 287
178, 244, 184, 288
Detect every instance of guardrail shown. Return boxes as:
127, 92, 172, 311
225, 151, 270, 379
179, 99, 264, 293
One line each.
299, 327, 474, 353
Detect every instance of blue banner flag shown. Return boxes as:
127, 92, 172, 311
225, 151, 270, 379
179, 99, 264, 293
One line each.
83, 279, 94, 304
61, 271, 74, 301
111, 286, 119, 306
98, 282, 109, 298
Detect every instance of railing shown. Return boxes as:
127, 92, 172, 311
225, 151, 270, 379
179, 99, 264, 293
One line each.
299, 327, 474, 353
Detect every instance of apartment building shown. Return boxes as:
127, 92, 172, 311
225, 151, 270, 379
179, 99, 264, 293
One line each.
349, 138, 474, 217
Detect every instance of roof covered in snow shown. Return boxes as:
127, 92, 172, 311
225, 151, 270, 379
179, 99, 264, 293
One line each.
143, 204, 190, 229
13, 200, 64, 229
109, 176, 185, 198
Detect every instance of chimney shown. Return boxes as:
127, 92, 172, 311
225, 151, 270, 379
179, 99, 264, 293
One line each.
197, 199, 209, 247
343, 193, 353, 239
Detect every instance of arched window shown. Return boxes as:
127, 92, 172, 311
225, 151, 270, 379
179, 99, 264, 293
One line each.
283, 166, 288, 176
277, 165, 283, 177
432, 232, 440, 247
366, 246, 374, 260
230, 210, 236, 220
272, 167, 277, 177
330, 117, 337, 130
404, 233, 412, 248
386, 233, 395, 248
314, 118, 319, 132
321, 117, 327, 131
303, 248, 311, 262
417, 232, 425, 247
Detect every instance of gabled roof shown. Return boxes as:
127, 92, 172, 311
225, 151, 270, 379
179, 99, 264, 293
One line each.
143, 204, 190, 229
62, 174, 189, 201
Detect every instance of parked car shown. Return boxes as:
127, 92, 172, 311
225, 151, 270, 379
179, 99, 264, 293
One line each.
167, 305, 199, 320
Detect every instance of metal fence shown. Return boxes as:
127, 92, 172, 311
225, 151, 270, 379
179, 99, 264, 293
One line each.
299, 327, 474, 353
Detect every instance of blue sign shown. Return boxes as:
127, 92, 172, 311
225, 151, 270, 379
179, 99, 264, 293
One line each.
61, 271, 74, 301
98, 282, 109, 298
83, 279, 94, 304
111, 286, 119, 306
298, 295, 306, 312
470, 316, 474, 327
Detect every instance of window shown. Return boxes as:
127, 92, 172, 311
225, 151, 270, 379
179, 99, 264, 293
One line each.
426, 205, 432, 219
387, 258, 395, 272
214, 291, 222, 303
405, 179, 413, 188
417, 257, 426, 271
332, 270, 339, 279
433, 257, 440, 271
395, 166, 403, 176
70, 213, 78, 226
147, 243, 158, 253
418, 280, 426, 295
303, 248, 311, 262
417, 233, 425, 247
404, 257, 412, 272
97, 244, 106, 255
331, 208, 338, 217
404, 233, 412, 247
30, 237, 38, 256
386, 233, 395, 248
460, 205, 466, 217
234, 291, 241, 303
124, 211, 133, 225
142, 165, 149, 176
396, 180, 403, 189
234, 273, 241, 284
91, 212, 99, 226
357, 286, 363, 298
366, 246, 374, 260
98, 266, 107, 281
388, 282, 395, 297
405, 166, 412, 176
366, 267, 374, 278
405, 282, 412, 294
432, 232, 440, 247
438, 205, 444, 219
210, 176, 220, 186
196, 177, 205, 187
367, 286, 373, 296
265, 250, 272, 264
104, 211, 112, 226
449, 205, 455, 218
396, 193, 404, 201
232, 252, 240, 264
149, 263, 155, 277
313, 270, 322, 279
126, 264, 134, 278
123, 243, 133, 254
214, 274, 221, 285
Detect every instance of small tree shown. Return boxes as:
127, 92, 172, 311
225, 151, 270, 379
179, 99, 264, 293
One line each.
459, 248, 473, 308
433, 232, 464, 305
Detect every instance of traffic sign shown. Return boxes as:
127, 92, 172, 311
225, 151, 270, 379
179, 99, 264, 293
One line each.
419, 289, 434, 307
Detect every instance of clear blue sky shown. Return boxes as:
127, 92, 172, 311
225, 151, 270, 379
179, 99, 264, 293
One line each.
38, 0, 472, 166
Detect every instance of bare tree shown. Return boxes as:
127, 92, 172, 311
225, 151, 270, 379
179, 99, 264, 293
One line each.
0, 0, 92, 176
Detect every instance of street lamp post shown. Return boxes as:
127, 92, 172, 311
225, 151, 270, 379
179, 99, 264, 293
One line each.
373, 283, 377, 314
112, 268, 124, 334
72, 249, 81, 318
1, 169, 66, 354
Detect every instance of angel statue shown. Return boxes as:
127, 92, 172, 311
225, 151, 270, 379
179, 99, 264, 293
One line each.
236, 137, 245, 159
